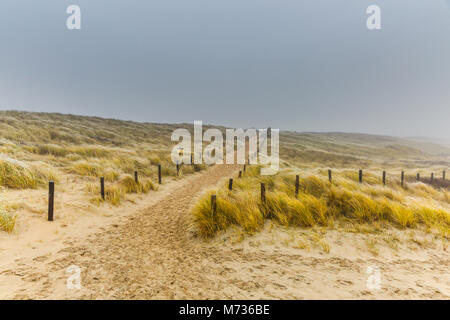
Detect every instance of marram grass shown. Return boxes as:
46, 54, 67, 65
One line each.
0, 159, 58, 189
192, 167, 450, 238
89, 176, 158, 206
0, 189, 18, 232
0, 111, 209, 193
0, 207, 17, 233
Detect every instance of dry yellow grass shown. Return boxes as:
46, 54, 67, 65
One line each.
2, 111, 450, 236
0, 111, 214, 232
0, 207, 16, 233
192, 166, 450, 239
0, 158, 58, 189
0, 188, 18, 233
0, 111, 210, 190
88, 175, 158, 206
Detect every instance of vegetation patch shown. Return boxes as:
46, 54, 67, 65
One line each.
0, 207, 17, 233
192, 166, 450, 239
0, 159, 58, 189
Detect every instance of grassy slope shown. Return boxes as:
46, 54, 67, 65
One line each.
1, 110, 450, 237
0, 110, 209, 185
193, 166, 450, 240
280, 131, 450, 168
0, 110, 210, 230
2, 110, 449, 170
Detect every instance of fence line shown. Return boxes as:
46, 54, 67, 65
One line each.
213, 167, 449, 214
45, 164, 448, 221
47, 163, 186, 221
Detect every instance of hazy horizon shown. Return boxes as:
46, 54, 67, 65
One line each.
1, 1, 450, 139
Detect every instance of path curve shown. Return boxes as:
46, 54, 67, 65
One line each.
3, 164, 238, 299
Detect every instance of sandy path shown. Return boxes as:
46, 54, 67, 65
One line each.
1, 164, 448, 299
1, 164, 238, 299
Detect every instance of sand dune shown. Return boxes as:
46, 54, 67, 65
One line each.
0, 164, 448, 299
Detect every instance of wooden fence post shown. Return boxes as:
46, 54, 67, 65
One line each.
382, 171, 386, 186
158, 164, 162, 184
417, 173, 420, 181
238, 170, 242, 178
359, 170, 363, 183
401, 171, 404, 187
100, 177, 105, 200
134, 171, 138, 184
211, 195, 217, 215
228, 178, 233, 191
328, 169, 332, 183
295, 175, 299, 198
443, 170, 446, 180
48, 181, 54, 222
261, 183, 266, 203
243, 164, 246, 172
431, 173, 434, 182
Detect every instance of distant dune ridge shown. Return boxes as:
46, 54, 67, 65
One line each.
1, 110, 450, 165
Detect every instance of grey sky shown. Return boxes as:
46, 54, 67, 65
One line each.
0, 1, 449, 138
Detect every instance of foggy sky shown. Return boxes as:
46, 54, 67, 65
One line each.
1, 0, 449, 138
